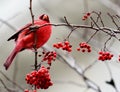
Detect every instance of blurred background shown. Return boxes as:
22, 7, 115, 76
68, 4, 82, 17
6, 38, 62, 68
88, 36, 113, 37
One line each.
0, 0, 120, 92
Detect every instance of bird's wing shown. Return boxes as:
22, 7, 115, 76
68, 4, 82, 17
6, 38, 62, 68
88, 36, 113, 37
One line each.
7, 23, 32, 41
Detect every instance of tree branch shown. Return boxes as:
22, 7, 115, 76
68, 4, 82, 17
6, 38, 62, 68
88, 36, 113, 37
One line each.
0, 71, 24, 91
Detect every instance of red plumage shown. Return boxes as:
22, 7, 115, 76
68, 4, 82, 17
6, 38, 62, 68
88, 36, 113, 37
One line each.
4, 14, 52, 70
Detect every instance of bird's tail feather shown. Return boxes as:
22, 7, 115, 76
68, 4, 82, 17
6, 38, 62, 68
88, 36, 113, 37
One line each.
4, 46, 20, 70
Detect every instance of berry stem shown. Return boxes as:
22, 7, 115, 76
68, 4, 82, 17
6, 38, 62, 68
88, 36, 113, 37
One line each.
86, 30, 98, 43
34, 48, 38, 70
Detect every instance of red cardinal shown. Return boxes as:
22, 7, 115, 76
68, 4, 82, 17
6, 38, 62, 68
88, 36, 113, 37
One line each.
4, 14, 52, 70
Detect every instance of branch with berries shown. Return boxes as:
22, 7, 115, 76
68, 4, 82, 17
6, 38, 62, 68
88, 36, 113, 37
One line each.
1, 2, 120, 91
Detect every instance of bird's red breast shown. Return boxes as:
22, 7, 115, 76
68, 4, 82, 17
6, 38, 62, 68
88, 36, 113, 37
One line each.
16, 19, 51, 49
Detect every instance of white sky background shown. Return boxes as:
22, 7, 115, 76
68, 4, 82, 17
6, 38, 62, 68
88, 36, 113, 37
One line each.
0, 0, 120, 92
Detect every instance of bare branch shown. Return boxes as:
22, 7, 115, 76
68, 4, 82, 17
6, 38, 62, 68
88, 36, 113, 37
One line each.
1, 11, 120, 92
107, 13, 120, 31
86, 30, 98, 43
105, 62, 119, 92
43, 45, 102, 92
83, 60, 98, 74
0, 78, 17, 92
92, 11, 105, 27
29, 0, 38, 73
29, 0, 34, 25
0, 71, 24, 91
54, 80, 86, 88
0, 18, 16, 31
99, 0, 120, 15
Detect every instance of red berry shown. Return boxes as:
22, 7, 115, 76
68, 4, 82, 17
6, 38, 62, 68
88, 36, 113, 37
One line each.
82, 18, 86, 20
84, 15, 88, 19
88, 49, 91, 52
98, 51, 113, 61
53, 41, 72, 52
99, 51, 103, 55
68, 48, 72, 52
87, 12, 91, 16
82, 49, 85, 52
24, 89, 29, 92
33, 90, 37, 92
25, 66, 53, 90
77, 48, 80, 51
53, 44, 57, 47
57, 42, 63, 47
78, 42, 91, 53
82, 12, 91, 20
64, 41, 69, 45
111, 54, 113, 57
119, 58, 120, 61
42, 51, 57, 66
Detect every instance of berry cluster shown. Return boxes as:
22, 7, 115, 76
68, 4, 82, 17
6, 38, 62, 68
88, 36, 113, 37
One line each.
42, 51, 57, 66
24, 89, 36, 92
53, 41, 72, 52
82, 12, 91, 20
77, 42, 91, 52
98, 51, 113, 61
25, 66, 53, 89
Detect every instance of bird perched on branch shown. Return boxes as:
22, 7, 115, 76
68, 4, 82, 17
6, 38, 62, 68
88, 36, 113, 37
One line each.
4, 14, 52, 70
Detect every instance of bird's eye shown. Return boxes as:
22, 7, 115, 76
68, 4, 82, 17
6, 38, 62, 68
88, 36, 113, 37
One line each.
39, 14, 49, 22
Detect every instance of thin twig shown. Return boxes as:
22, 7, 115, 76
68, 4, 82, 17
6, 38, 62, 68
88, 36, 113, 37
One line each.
13, 57, 18, 88
0, 18, 16, 31
83, 60, 98, 74
63, 16, 77, 40
86, 30, 98, 43
90, 17, 100, 29
29, 0, 34, 25
0, 71, 24, 91
32, 22, 120, 42
93, 11, 105, 27
34, 44, 38, 70
54, 80, 86, 88
104, 36, 112, 51
66, 27, 78, 40
64, 16, 72, 28
105, 62, 119, 92
29, 0, 38, 71
108, 13, 120, 31
82, 0, 89, 39
113, 15, 120, 23
0, 78, 17, 92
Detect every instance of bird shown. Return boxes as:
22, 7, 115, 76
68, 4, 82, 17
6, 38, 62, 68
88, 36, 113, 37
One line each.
3, 14, 52, 70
